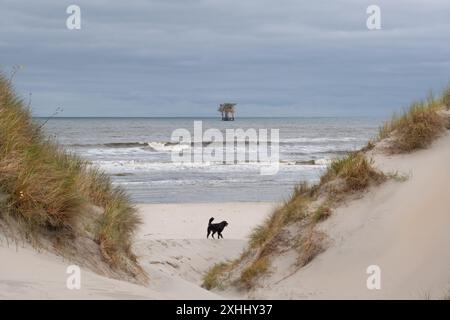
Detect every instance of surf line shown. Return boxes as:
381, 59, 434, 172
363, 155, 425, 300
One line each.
170, 120, 280, 175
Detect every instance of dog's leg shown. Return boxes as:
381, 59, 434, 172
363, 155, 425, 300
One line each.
212, 232, 216, 239
207, 229, 211, 239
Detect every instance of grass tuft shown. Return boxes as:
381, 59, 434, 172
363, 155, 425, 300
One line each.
321, 152, 386, 192
249, 185, 310, 249
378, 100, 445, 152
442, 87, 450, 110
202, 262, 232, 290
296, 229, 326, 267
361, 140, 376, 152
239, 256, 270, 289
312, 205, 332, 223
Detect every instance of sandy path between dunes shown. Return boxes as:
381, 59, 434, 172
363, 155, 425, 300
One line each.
135, 203, 275, 288
0, 203, 275, 299
249, 133, 450, 299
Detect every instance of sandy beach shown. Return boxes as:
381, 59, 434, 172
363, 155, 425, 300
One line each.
0, 202, 275, 299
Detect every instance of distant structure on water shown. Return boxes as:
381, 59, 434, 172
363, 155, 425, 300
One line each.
218, 103, 236, 121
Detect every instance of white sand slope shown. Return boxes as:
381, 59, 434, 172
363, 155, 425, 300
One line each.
0, 203, 274, 299
249, 132, 450, 299
0, 241, 167, 299
135, 203, 275, 289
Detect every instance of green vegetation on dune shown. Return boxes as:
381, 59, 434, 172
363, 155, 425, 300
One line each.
320, 152, 386, 192
378, 93, 447, 152
0, 73, 143, 279
202, 262, 233, 290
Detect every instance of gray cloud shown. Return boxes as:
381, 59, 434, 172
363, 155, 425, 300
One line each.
1, 0, 449, 117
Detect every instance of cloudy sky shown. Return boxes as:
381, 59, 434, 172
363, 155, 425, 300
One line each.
1, 0, 449, 117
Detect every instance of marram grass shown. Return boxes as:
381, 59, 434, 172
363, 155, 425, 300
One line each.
0, 73, 142, 277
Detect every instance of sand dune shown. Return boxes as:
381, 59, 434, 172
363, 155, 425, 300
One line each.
0, 241, 166, 299
247, 132, 450, 299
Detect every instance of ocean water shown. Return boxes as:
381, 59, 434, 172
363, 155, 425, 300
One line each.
40, 117, 382, 203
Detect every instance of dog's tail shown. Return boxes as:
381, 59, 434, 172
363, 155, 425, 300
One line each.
208, 217, 214, 225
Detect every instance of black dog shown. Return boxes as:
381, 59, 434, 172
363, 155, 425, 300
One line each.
207, 217, 228, 239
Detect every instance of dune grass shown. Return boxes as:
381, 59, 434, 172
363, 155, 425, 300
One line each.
320, 152, 386, 192
0, 73, 142, 277
312, 204, 332, 223
249, 184, 309, 249
296, 229, 326, 267
239, 255, 270, 289
202, 262, 233, 290
378, 94, 446, 153
443, 87, 450, 110
76, 168, 140, 266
